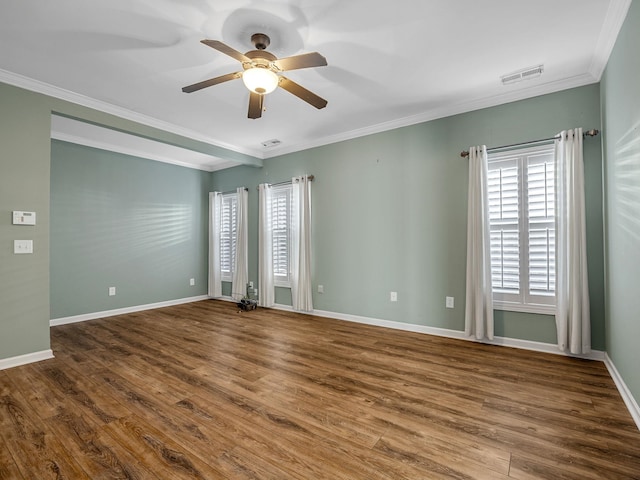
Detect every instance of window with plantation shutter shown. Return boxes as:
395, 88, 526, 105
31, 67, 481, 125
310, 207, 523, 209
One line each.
271, 185, 292, 286
220, 193, 237, 282
488, 145, 555, 314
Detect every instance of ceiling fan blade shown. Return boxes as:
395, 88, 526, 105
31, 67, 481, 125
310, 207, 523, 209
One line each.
273, 52, 327, 71
182, 71, 242, 93
278, 76, 328, 109
201, 40, 251, 63
248, 92, 264, 119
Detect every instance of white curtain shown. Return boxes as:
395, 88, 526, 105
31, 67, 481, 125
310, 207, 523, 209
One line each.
232, 187, 249, 300
208, 192, 222, 298
291, 175, 313, 312
258, 184, 275, 307
555, 128, 591, 354
465, 146, 494, 340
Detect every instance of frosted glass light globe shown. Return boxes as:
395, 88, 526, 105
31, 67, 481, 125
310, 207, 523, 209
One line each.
242, 68, 278, 94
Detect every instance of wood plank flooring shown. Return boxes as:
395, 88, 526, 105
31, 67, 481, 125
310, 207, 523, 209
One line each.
1, 299, 639, 479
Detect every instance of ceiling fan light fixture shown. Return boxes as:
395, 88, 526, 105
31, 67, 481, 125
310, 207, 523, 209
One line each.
242, 67, 279, 94
182, 34, 328, 118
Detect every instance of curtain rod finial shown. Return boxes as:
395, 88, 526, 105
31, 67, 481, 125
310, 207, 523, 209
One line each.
460, 151, 470, 158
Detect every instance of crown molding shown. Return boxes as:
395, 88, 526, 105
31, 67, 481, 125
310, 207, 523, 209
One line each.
51, 130, 218, 172
263, 72, 599, 158
51, 114, 241, 172
588, 0, 632, 80
1, 14, 619, 166
0, 68, 263, 159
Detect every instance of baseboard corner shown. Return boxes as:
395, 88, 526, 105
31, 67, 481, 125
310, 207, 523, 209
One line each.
0, 349, 54, 371
603, 353, 640, 431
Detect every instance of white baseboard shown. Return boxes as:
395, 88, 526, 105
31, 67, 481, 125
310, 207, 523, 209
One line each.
604, 353, 640, 431
272, 304, 605, 361
50, 295, 209, 326
214, 295, 238, 303
0, 349, 54, 371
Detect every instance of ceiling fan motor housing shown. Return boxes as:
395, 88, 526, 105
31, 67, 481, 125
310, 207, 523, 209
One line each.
244, 50, 277, 68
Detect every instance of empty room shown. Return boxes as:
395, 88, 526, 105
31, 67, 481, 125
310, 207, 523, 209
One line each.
1, 1, 639, 478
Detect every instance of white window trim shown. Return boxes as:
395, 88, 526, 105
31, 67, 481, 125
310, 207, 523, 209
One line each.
493, 300, 555, 315
489, 144, 556, 315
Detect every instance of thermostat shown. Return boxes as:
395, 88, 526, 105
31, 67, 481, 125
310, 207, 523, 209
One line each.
12, 211, 36, 225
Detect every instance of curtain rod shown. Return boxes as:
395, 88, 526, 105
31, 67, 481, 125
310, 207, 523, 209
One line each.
459, 129, 600, 158
256, 175, 315, 190
220, 187, 248, 195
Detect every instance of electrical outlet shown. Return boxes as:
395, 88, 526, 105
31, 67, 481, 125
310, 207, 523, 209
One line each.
390, 291, 398, 302
190, 278, 195, 286
446, 296, 454, 308
318, 285, 324, 293
109, 287, 116, 296
249, 281, 254, 288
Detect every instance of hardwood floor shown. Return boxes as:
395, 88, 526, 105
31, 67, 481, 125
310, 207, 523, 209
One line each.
1, 300, 639, 479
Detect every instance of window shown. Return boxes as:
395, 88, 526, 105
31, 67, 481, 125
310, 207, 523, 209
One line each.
488, 145, 555, 313
271, 184, 292, 287
220, 193, 237, 282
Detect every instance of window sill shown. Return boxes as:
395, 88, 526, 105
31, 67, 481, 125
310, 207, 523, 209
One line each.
493, 302, 555, 316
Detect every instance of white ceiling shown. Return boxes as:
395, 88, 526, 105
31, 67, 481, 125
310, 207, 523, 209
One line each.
0, 0, 631, 167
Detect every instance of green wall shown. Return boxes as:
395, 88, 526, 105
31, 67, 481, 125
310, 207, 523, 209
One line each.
601, 0, 640, 407
0, 84, 52, 358
50, 140, 210, 318
212, 84, 605, 349
0, 81, 258, 362
0, 72, 608, 364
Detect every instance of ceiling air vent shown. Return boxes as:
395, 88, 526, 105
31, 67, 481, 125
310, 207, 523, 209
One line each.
501, 65, 544, 85
261, 139, 282, 148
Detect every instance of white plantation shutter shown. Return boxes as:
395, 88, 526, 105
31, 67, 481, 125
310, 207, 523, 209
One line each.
220, 193, 237, 281
488, 145, 555, 312
271, 185, 292, 285
527, 153, 555, 297
488, 159, 520, 297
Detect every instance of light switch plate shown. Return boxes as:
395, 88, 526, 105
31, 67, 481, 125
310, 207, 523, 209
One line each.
14, 240, 33, 254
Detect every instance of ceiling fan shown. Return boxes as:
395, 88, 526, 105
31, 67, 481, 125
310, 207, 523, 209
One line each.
182, 33, 328, 119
